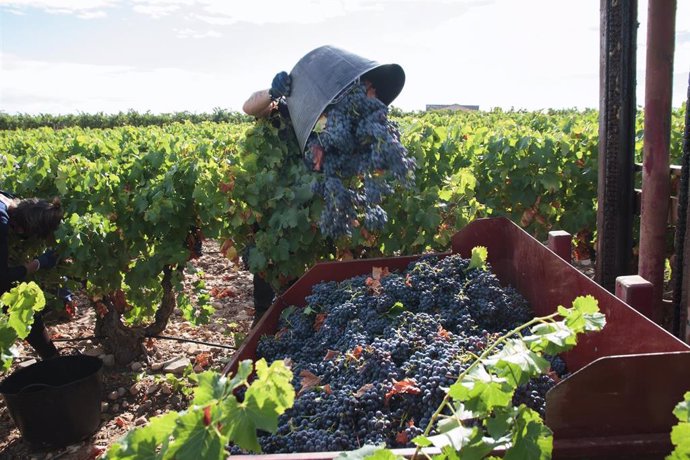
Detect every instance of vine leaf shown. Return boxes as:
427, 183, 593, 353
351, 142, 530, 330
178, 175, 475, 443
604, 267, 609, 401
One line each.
467, 246, 488, 271
558, 295, 606, 334
167, 408, 226, 460
427, 425, 476, 450
335, 444, 403, 460
191, 371, 228, 406
487, 339, 550, 387
221, 360, 293, 453
2, 282, 46, 339
669, 391, 690, 458
450, 365, 513, 413
105, 411, 178, 460
504, 406, 552, 460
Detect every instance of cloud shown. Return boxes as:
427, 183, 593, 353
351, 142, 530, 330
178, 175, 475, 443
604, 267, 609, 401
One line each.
0, 0, 116, 15
0, 53, 239, 114
131, 0, 194, 18
174, 27, 221, 39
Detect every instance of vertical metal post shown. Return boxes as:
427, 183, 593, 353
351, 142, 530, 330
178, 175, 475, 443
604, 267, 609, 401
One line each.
638, 0, 676, 325
595, 0, 638, 292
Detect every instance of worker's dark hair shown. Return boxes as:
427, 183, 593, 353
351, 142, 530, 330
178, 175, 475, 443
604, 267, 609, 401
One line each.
12, 197, 63, 238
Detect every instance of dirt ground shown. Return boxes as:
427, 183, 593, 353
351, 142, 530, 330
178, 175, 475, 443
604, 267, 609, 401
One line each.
0, 240, 256, 460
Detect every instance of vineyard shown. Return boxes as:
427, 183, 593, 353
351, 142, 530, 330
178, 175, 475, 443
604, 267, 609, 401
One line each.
0, 106, 688, 458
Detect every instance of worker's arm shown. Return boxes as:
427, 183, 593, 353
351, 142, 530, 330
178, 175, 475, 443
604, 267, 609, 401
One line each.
243, 72, 291, 119
243, 89, 275, 119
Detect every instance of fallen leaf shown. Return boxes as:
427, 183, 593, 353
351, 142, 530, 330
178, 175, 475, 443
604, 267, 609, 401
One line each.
355, 383, 374, 398
396, 430, 409, 445
323, 349, 340, 361
298, 370, 322, 397
313, 313, 327, 331
372, 266, 390, 280
346, 345, 363, 361
114, 417, 127, 428
385, 379, 422, 404
195, 352, 212, 368
438, 326, 451, 340
323, 384, 332, 395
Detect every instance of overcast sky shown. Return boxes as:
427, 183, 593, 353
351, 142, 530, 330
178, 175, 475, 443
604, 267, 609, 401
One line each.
1, 0, 689, 114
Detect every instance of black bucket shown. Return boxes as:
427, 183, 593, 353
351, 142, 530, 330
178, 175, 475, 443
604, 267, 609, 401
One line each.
286, 45, 405, 152
0, 355, 103, 448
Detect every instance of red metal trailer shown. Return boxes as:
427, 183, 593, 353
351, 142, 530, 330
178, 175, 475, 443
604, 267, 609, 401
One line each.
225, 217, 690, 459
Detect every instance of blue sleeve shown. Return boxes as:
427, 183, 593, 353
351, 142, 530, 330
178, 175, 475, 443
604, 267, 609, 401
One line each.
0, 202, 28, 294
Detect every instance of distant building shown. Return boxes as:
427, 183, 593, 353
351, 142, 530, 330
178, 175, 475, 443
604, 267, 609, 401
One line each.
425, 104, 479, 112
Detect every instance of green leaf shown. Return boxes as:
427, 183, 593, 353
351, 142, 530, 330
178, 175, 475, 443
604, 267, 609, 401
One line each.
227, 360, 253, 391
524, 322, 577, 355
669, 423, 690, 455
428, 425, 476, 450
504, 406, 553, 460
336, 444, 398, 460
220, 359, 294, 453
488, 339, 550, 387
467, 246, 488, 271
672, 391, 690, 422
559, 295, 606, 334
250, 359, 295, 413
105, 411, 178, 460
1, 282, 46, 339
412, 435, 433, 447
222, 397, 271, 453
166, 408, 226, 460
486, 409, 512, 440
191, 371, 227, 406
450, 364, 514, 413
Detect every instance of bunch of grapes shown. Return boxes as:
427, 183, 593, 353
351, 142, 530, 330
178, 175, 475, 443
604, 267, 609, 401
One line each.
305, 82, 416, 238
240, 254, 568, 454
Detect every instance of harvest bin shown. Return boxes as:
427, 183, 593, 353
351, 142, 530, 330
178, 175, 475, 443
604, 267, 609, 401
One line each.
224, 217, 690, 459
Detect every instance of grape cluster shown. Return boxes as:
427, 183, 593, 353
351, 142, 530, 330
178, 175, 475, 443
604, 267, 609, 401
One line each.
305, 82, 416, 238
245, 254, 562, 453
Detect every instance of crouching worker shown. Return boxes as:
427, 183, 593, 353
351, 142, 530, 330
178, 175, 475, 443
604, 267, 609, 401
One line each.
0, 191, 63, 359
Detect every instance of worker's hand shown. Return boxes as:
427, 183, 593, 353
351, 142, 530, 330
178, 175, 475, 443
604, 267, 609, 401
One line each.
36, 249, 59, 270
269, 71, 291, 100
57, 287, 73, 303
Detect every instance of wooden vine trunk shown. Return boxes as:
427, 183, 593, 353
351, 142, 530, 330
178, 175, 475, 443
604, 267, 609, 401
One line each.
94, 267, 177, 365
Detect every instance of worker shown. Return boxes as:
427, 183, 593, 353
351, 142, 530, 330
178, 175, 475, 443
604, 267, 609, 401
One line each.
0, 191, 63, 359
241, 47, 405, 325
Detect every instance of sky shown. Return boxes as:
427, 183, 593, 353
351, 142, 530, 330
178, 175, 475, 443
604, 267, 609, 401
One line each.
0, 0, 689, 115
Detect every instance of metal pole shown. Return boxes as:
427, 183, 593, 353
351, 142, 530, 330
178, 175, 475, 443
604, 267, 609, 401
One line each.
595, 0, 638, 292
673, 73, 690, 340
638, 0, 676, 325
